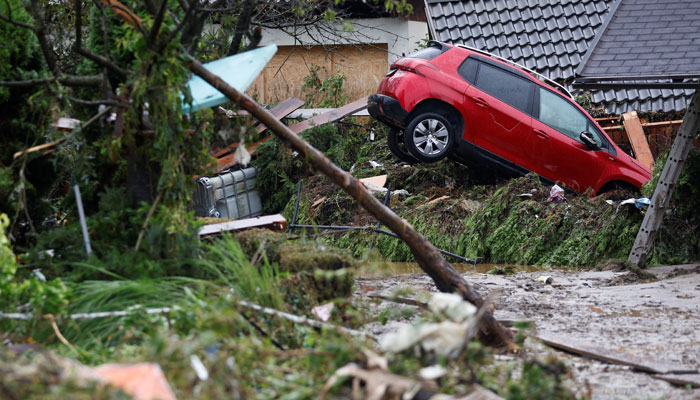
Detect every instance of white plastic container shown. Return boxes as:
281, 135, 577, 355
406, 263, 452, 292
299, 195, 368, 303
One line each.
193, 167, 262, 220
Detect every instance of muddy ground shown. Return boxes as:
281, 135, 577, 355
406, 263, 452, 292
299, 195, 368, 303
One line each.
355, 263, 700, 400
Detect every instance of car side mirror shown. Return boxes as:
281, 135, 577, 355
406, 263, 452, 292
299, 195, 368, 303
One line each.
580, 131, 598, 149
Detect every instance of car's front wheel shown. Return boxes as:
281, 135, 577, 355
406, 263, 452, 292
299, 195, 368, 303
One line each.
403, 112, 455, 162
387, 128, 418, 164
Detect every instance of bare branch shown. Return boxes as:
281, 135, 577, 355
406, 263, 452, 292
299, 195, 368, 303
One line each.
157, 0, 198, 53
0, 74, 103, 87
0, 0, 35, 30
228, 0, 256, 55
75, 48, 128, 78
64, 95, 120, 106
73, 0, 126, 79
147, 0, 168, 47
26, 1, 57, 73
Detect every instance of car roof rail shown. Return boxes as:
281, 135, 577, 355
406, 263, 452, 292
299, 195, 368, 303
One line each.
455, 44, 574, 99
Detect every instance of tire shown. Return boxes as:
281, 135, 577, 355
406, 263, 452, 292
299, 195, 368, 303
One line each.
387, 128, 418, 164
403, 112, 455, 162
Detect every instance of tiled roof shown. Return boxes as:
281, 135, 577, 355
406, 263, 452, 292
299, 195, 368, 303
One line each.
577, 0, 700, 78
425, 0, 693, 114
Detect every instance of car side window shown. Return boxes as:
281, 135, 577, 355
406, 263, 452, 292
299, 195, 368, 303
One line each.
474, 62, 533, 114
538, 88, 602, 148
458, 57, 478, 84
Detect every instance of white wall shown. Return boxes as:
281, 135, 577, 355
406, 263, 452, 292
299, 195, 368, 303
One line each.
259, 18, 429, 65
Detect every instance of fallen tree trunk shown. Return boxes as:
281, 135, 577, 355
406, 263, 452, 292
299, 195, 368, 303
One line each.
186, 56, 516, 351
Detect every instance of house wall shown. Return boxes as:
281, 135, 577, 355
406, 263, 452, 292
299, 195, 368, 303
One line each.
247, 44, 389, 105
248, 18, 428, 104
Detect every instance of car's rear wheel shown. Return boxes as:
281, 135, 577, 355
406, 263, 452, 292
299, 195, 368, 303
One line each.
403, 112, 455, 162
387, 128, 418, 164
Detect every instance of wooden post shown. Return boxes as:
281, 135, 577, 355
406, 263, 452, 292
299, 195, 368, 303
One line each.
622, 111, 655, 171
628, 91, 700, 266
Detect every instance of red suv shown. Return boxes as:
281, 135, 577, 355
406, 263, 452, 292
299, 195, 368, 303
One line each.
368, 41, 651, 194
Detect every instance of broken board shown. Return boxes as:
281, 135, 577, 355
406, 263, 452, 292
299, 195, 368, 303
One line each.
198, 214, 286, 238
289, 96, 369, 134
622, 111, 654, 171
182, 45, 277, 114
538, 333, 698, 375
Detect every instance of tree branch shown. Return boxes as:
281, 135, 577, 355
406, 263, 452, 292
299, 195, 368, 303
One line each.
227, 0, 256, 55
147, 0, 168, 47
64, 95, 120, 106
26, 1, 57, 74
0, 0, 35, 31
157, 0, 198, 53
0, 74, 103, 87
75, 47, 128, 79
72, 0, 126, 79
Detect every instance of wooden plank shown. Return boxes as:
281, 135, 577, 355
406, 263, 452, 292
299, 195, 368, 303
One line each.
198, 214, 286, 237
629, 91, 700, 266
653, 374, 700, 388
642, 119, 683, 128
211, 97, 304, 158
287, 108, 370, 118
537, 333, 698, 375
622, 111, 655, 171
289, 96, 369, 134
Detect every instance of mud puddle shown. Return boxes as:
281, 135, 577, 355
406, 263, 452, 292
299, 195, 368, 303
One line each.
355, 263, 700, 400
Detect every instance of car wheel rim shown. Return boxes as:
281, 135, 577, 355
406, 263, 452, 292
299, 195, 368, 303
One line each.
412, 119, 449, 156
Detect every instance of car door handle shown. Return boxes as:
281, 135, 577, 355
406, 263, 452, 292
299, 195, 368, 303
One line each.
533, 129, 549, 140
473, 97, 489, 108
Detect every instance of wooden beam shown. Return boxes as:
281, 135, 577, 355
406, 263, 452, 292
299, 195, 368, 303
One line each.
629, 91, 700, 266
622, 111, 655, 170
538, 333, 697, 375
288, 96, 369, 134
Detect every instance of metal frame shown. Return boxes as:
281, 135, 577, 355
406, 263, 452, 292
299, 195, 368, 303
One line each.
456, 43, 574, 99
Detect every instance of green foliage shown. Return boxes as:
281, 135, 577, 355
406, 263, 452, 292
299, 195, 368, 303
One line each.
301, 64, 347, 108
0, 213, 69, 318
641, 147, 700, 264
199, 234, 284, 309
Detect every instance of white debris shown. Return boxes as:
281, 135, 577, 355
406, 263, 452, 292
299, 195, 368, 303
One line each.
368, 160, 383, 169
419, 364, 448, 380
428, 292, 477, 323
190, 354, 209, 381
312, 302, 334, 322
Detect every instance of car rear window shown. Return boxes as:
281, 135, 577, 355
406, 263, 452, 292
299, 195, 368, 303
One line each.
458, 57, 478, 84
405, 43, 447, 60
475, 63, 533, 114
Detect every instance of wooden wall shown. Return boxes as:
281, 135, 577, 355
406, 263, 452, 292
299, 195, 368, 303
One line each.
247, 43, 389, 105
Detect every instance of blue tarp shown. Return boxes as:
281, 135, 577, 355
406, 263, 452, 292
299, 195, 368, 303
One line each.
182, 45, 277, 114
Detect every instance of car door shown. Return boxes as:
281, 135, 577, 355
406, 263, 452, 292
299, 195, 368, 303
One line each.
461, 59, 536, 171
529, 87, 609, 193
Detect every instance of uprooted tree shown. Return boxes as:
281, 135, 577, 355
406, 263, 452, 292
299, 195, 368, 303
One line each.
0, 0, 514, 348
